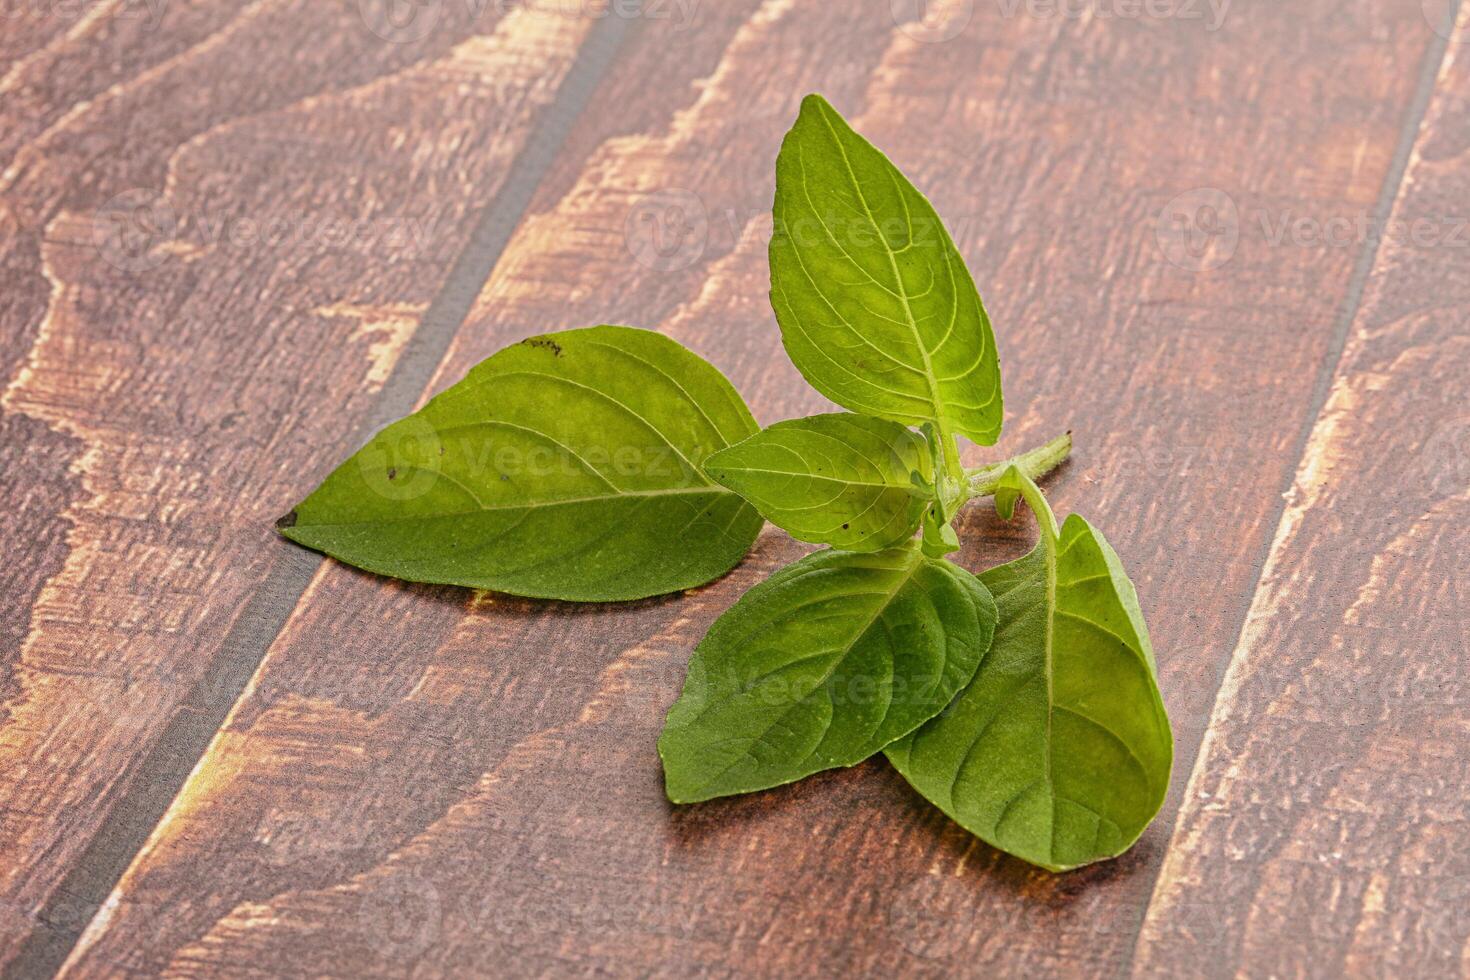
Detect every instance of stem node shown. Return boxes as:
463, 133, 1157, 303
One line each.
965, 431, 1073, 499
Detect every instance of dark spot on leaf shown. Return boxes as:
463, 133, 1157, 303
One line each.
275, 510, 298, 529
523, 337, 564, 356
842, 523, 850, 529
387, 467, 397, 480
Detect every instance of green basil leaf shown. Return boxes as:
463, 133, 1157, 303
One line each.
769, 94, 1003, 446
886, 468, 1172, 871
658, 542, 997, 803
703, 413, 929, 552
279, 325, 762, 601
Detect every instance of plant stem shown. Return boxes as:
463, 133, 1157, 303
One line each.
936, 421, 966, 519
965, 431, 1073, 498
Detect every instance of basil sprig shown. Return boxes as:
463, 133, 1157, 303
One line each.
282, 95, 1171, 871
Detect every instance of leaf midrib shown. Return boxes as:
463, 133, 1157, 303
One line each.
296, 484, 733, 529
813, 101, 948, 437
1041, 518, 1058, 859
718, 463, 905, 490
678, 547, 926, 795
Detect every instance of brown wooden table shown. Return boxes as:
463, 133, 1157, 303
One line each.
2, 1, 1467, 976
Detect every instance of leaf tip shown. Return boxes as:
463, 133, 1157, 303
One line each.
799, 92, 831, 115
274, 509, 299, 530
658, 766, 698, 806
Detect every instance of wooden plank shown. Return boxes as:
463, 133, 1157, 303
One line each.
0, 2, 232, 171
0, 2, 603, 966
61, 0, 1444, 976
1134, 17, 1470, 979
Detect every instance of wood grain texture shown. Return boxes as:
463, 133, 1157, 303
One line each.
0, 1, 600, 965
1136, 14, 1470, 978
0, 2, 232, 172
49, 1, 1453, 977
